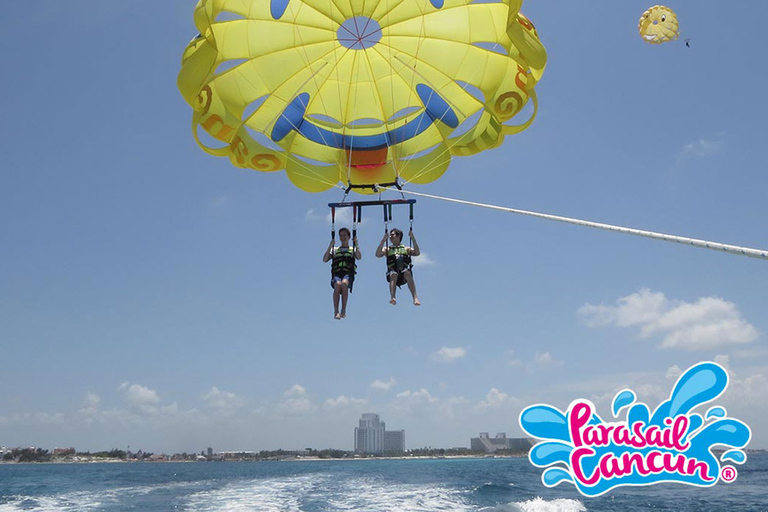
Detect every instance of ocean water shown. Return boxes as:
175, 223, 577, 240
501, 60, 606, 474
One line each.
1, 455, 767, 511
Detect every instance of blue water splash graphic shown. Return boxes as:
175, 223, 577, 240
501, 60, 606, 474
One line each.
519, 362, 751, 497
707, 406, 726, 419
612, 390, 636, 416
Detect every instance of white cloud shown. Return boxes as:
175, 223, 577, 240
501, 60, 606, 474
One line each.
726, 372, 768, 407
304, 208, 324, 222
202, 387, 246, 411
79, 392, 102, 420
714, 354, 730, 371
161, 403, 179, 415
306, 207, 362, 228
370, 378, 397, 391
277, 397, 315, 415
119, 382, 161, 413
84, 392, 101, 408
476, 388, 516, 410
35, 412, 66, 424
277, 384, 315, 415
677, 136, 723, 165
430, 346, 467, 363
579, 289, 758, 350
506, 350, 523, 367
323, 395, 368, 409
284, 384, 307, 397
665, 365, 683, 380
521, 351, 562, 373
534, 351, 554, 366
396, 388, 439, 407
413, 251, 436, 266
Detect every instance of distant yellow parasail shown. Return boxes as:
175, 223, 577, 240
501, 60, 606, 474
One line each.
638, 5, 679, 45
178, 0, 546, 194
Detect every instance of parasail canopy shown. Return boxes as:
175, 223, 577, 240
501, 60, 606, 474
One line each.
638, 5, 679, 45
178, 0, 546, 194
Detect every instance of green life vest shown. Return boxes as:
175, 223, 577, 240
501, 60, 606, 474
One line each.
331, 246, 356, 277
386, 245, 411, 273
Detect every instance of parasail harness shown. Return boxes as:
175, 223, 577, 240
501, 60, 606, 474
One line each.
329, 183, 417, 291
329, 204, 361, 292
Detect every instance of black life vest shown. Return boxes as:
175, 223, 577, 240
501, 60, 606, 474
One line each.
386, 245, 411, 273
331, 246, 357, 277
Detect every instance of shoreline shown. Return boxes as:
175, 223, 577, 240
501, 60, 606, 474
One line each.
0, 454, 527, 465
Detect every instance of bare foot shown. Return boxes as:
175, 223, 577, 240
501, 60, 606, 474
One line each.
413, 298, 421, 306
340, 311, 346, 319
334, 313, 341, 320
390, 298, 397, 305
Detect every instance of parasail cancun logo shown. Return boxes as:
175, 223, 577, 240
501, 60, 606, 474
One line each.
519, 362, 751, 497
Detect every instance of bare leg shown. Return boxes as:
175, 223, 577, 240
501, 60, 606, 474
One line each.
340, 280, 349, 318
389, 275, 397, 305
403, 270, 420, 306
333, 282, 342, 319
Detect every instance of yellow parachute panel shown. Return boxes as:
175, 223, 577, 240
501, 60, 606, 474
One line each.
178, 0, 547, 193
638, 5, 680, 45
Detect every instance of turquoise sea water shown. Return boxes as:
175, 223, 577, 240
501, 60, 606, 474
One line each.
1, 455, 767, 511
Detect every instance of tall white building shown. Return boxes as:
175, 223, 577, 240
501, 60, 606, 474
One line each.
354, 413, 404, 454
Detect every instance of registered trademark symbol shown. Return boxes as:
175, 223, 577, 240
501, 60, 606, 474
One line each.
721, 465, 738, 483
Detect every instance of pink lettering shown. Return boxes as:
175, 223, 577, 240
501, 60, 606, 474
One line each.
569, 402, 593, 448
671, 416, 690, 451
571, 447, 599, 485
688, 458, 716, 482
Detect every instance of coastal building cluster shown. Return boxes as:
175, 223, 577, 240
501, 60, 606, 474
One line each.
470, 433, 534, 453
354, 413, 405, 454
2, 413, 545, 462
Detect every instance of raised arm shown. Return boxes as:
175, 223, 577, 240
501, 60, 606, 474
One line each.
354, 237, 362, 260
322, 238, 335, 262
409, 229, 420, 257
375, 231, 388, 258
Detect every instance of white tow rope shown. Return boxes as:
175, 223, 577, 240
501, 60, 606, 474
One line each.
386, 188, 768, 261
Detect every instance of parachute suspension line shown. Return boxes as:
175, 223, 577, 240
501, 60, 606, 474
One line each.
383, 202, 391, 252
385, 0, 399, 187
386, 189, 768, 261
353, 204, 362, 252
409, 201, 415, 251
330, 206, 336, 240
288, 4, 351, 190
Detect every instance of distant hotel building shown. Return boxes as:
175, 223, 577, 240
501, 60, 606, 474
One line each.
354, 413, 405, 454
470, 432, 533, 453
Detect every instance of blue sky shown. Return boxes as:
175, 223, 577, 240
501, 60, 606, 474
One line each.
2, 0, 767, 455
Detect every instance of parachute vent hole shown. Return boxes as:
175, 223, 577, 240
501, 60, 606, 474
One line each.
348, 118, 385, 128
472, 42, 508, 56
455, 80, 485, 104
195, 124, 230, 151
449, 109, 483, 140
293, 155, 334, 167
503, 98, 534, 126
307, 114, 343, 128
215, 59, 247, 75
399, 144, 439, 162
214, 11, 246, 22
245, 127, 285, 152
388, 107, 422, 123
242, 95, 269, 121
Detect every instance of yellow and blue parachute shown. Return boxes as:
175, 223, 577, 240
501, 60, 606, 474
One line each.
178, 0, 546, 193
638, 5, 679, 45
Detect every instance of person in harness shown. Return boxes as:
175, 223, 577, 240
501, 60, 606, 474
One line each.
375, 228, 421, 306
323, 227, 361, 319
